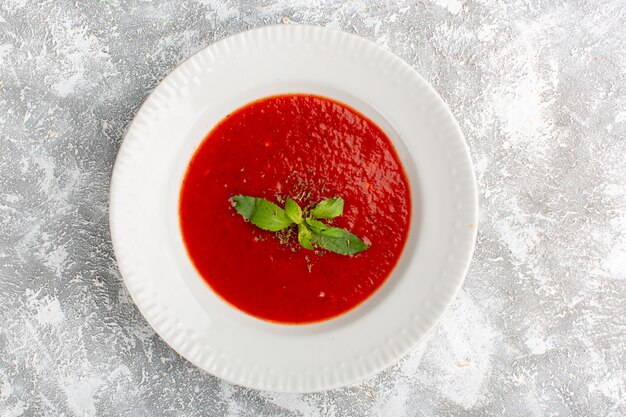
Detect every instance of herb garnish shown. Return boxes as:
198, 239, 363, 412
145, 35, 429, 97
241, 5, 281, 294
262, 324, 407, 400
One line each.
231, 195, 370, 255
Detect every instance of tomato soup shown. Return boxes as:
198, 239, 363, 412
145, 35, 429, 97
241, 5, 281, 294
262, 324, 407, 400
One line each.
179, 94, 411, 324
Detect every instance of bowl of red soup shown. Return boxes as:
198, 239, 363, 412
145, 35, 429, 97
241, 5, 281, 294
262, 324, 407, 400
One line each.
110, 25, 478, 392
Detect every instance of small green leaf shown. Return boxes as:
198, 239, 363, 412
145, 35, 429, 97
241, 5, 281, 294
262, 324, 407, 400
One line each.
232, 195, 293, 232
311, 197, 344, 219
232, 194, 371, 256
284, 198, 303, 224
297, 223, 314, 250
305, 218, 369, 255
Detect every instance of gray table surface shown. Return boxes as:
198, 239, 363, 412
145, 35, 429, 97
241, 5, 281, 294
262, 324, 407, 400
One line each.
1, 1, 625, 416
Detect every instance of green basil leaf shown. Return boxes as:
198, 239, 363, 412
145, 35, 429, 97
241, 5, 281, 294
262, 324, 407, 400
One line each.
231, 195, 293, 231
311, 197, 344, 219
305, 218, 369, 255
284, 198, 303, 224
297, 223, 314, 250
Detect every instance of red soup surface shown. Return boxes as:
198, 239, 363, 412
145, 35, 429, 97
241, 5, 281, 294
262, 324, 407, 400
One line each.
179, 94, 411, 324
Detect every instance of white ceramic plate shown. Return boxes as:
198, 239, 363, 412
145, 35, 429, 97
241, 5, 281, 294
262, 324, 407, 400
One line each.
110, 24, 478, 392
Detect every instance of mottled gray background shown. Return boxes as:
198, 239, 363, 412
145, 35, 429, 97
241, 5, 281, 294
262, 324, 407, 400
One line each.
1, 0, 625, 416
